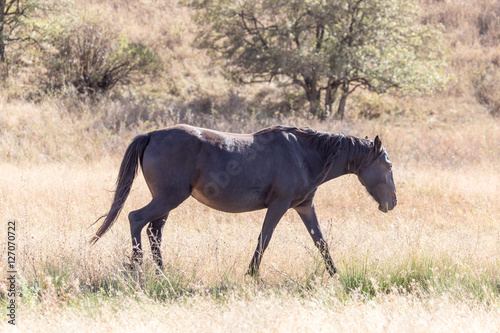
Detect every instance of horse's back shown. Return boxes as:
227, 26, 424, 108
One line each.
140, 125, 315, 212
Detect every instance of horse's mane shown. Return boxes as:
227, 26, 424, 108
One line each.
258, 126, 378, 174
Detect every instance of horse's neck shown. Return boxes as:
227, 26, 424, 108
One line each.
321, 152, 352, 184
321, 137, 373, 183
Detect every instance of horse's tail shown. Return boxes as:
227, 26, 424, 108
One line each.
90, 134, 151, 245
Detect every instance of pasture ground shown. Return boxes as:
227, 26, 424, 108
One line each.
0, 100, 499, 332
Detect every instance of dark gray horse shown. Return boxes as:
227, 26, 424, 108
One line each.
91, 125, 396, 277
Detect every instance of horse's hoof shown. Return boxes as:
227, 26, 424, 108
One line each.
245, 271, 264, 284
154, 267, 164, 276
122, 262, 135, 270
122, 261, 143, 271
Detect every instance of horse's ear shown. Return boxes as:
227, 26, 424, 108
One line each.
374, 136, 382, 152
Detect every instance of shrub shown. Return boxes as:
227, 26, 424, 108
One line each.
473, 63, 500, 116
43, 14, 160, 95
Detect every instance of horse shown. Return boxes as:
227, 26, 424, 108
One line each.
91, 124, 397, 277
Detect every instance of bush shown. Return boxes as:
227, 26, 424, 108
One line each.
43, 14, 160, 95
473, 63, 500, 116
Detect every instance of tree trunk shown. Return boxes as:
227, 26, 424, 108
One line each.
337, 82, 349, 120
325, 81, 341, 115
0, 0, 6, 63
307, 89, 323, 119
303, 75, 324, 119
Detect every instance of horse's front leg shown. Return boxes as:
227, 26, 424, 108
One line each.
294, 200, 337, 277
247, 200, 291, 277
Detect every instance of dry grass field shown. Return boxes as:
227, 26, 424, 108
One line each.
0, 97, 499, 331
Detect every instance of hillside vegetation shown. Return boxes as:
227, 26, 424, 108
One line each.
0, 0, 498, 162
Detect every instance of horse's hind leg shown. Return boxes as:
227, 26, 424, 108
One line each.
128, 189, 189, 266
147, 214, 168, 269
128, 200, 168, 265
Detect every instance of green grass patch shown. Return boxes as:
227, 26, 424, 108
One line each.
337, 253, 499, 302
2, 253, 498, 310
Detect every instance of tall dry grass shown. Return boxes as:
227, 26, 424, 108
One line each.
0, 98, 499, 331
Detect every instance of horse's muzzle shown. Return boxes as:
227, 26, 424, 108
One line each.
379, 197, 397, 213
378, 203, 389, 213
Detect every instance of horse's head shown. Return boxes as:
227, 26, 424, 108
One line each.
357, 136, 397, 213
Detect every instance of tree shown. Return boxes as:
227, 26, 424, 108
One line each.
0, 0, 40, 63
195, 0, 448, 118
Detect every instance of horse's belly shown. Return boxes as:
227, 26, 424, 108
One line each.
190, 186, 266, 213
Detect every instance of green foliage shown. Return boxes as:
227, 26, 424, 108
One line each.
0, 0, 51, 78
42, 13, 161, 95
195, 0, 448, 118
